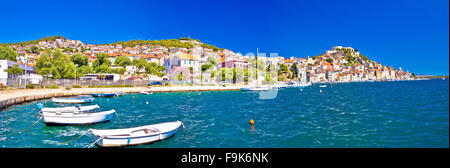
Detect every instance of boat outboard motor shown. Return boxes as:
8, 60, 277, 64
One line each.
36, 103, 44, 111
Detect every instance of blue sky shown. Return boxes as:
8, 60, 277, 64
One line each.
0, 0, 448, 75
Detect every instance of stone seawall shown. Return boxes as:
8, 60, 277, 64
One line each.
0, 86, 243, 110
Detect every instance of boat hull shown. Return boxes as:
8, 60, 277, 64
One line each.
52, 97, 94, 104
240, 87, 270, 91
41, 105, 100, 113
41, 110, 115, 126
91, 93, 116, 97
97, 128, 178, 147
91, 121, 182, 147
140, 91, 152, 95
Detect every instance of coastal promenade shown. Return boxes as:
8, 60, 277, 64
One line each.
0, 85, 244, 110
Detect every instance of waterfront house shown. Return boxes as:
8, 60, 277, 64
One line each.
164, 51, 199, 73
217, 60, 249, 70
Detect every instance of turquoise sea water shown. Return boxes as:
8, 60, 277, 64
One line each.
0, 79, 448, 148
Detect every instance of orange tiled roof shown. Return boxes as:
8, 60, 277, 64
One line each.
141, 54, 157, 59
322, 62, 332, 66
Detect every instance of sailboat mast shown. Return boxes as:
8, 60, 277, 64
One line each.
256, 48, 258, 81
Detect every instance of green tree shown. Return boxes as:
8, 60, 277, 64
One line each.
232, 67, 244, 83
95, 64, 112, 73
70, 54, 88, 67
0, 46, 17, 61
290, 63, 298, 79
39, 67, 51, 78
78, 65, 94, 77
35, 53, 52, 74
359, 54, 368, 61
326, 58, 333, 63
117, 67, 126, 75
93, 53, 112, 68
207, 57, 217, 65
219, 68, 233, 81
30, 46, 39, 54
4, 64, 23, 78
133, 59, 148, 75
177, 72, 183, 81
201, 62, 214, 72
93, 53, 112, 73
114, 56, 131, 67
50, 50, 75, 79
280, 63, 289, 74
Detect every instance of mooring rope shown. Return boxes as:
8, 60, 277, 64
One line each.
23, 116, 42, 132
32, 111, 41, 117
84, 136, 105, 148
58, 130, 91, 145
114, 110, 121, 122
181, 123, 195, 138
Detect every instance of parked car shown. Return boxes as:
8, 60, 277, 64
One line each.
148, 81, 163, 86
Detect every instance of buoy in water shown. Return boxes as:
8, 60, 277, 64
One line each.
249, 119, 255, 125
320, 89, 322, 93
132, 96, 135, 99
146, 101, 149, 104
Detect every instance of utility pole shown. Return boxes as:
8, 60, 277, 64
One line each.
24, 58, 27, 89
256, 48, 258, 83
75, 64, 78, 85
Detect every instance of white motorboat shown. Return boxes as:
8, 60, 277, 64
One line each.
52, 97, 94, 103
319, 85, 327, 88
89, 121, 183, 147
240, 86, 270, 91
297, 82, 312, 87
40, 104, 100, 113
41, 109, 115, 126
140, 91, 153, 95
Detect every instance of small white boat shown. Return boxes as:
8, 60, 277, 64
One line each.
115, 93, 125, 96
41, 104, 100, 113
240, 87, 270, 91
319, 85, 327, 88
89, 121, 182, 147
52, 97, 94, 104
140, 91, 153, 95
297, 82, 312, 87
41, 109, 115, 126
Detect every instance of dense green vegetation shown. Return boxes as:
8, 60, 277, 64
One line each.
34, 49, 165, 79
0, 35, 66, 47
4, 64, 23, 77
107, 37, 223, 51
1, 35, 224, 52
0, 46, 17, 61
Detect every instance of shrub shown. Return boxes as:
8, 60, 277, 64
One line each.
0, 83, 8, 90
72, 85, 82, 88
88, 85, 134, 88
65, 86, 72, 90
26, 84, 35, 89
47, 85, 59, 89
